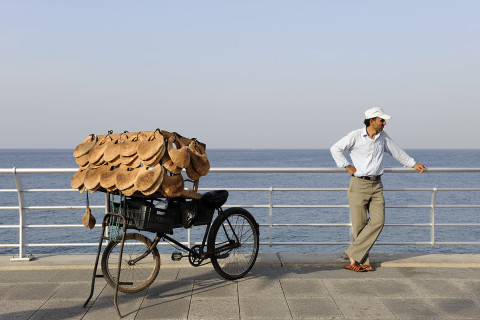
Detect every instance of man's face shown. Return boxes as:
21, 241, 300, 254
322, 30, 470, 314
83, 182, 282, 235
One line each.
371, 117, 386, 132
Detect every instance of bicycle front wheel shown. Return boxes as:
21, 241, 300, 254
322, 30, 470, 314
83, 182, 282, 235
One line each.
207, 207, 259, 280
101, 232, 160, 293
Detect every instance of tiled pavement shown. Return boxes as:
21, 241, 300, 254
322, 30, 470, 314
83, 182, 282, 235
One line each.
0, 253, 479, 319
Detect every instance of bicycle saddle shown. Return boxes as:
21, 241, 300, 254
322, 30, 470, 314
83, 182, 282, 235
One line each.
200, 190, 229, 209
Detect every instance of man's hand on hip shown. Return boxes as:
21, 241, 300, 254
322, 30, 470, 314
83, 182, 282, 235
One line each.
345, 165, 357, 176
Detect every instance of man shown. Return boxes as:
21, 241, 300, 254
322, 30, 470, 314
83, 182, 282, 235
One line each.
330, 107, 427, 272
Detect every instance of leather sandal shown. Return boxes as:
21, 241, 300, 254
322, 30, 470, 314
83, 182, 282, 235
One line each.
360, 264, 375, 271
343, 264, 366, 272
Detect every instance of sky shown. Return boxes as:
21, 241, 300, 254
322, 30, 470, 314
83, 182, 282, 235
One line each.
1, 1, 479, 149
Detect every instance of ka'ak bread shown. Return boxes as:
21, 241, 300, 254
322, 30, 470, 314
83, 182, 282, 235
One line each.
188, 140, 210, 176
100, 166, 119, 191
161, 152, 182, 174
168, 135, 190, 169
137, 130, 165, 161
73, 134, 97, 158
160, 171, 184, 198
134, 164, 164, 192
142, 168, 166, 196
71, 168, 87, 190
88, 136, 110, 166
115, 166, 138, 191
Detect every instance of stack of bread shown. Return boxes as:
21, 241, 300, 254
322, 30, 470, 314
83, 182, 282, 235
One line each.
71, 130, 209, 199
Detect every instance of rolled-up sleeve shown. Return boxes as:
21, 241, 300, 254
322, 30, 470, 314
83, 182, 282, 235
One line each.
383, 133, 416, 168
330, 133, 354, 168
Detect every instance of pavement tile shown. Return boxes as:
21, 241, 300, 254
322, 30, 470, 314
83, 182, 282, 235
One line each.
334, 296, 396, 319
82, 286, 146, 320
0, 283, 17, 299
428, 297, 480, 319
0, 270, 57, 283
367, 279, 420, 297
49, 268, 97, 282
455, 279, 480, 297
323, 279, 376, 297
237, 278, 284, 297
280, 279, 330, 298
29, 299, 87, 320
412, 279, 468, 297
247, 266, 302, 279
155, 267, 180, 280
4, 282, 61, 300
136, 297, 190, 320
381, 298, 442, 319
176, 267, 221, 281
240, 296, 291, 319
286, 297, 344, 319
0, 299, 45, 320
145, 280, 194, 299
189, 296, 239, 320
192, 279, 237, 298
50, 281, 106, 301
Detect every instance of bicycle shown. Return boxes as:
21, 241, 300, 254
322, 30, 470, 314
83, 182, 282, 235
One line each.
84, 189, 259, 317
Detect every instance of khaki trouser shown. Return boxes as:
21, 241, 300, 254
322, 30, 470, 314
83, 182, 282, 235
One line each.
344, 176, 385, 265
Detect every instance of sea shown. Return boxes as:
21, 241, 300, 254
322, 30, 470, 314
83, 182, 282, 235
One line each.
0, 149, 479, 256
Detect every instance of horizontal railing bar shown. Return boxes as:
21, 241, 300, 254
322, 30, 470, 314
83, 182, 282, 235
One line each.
203, 187, 480, 192
2, 167, 480, 175
25, 224, 97, 228
262, 223, 480, 227
22, 206, 105, 210
435, 205, 480, 208
2, 241, 476, 248
268, 223, 351, 227
1, 222, 476, 230
22, 189, 79, 193
2, 204, 478, 210
25, 243, 101, 247
431, 242, 480, 245
272, 205, 350, 208
209, 167, 480, 173
0, 168, 78, 174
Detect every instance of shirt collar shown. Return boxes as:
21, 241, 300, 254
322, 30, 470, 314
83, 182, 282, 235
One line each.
362, 127, 383, 139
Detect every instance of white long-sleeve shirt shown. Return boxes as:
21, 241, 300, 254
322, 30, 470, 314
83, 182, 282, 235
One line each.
330, 127, 416, 177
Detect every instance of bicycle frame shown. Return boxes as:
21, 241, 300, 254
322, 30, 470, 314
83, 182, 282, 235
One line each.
144, 207, 240, 262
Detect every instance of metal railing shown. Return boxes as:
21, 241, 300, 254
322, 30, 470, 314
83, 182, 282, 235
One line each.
1, 167, 479, 260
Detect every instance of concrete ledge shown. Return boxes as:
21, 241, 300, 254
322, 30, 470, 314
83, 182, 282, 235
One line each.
378, 253, 480, 268
1, 253, 479, 270
278, 253, 480, 268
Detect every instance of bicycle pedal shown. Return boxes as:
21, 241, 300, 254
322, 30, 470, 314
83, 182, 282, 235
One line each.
171, 252, 183, 261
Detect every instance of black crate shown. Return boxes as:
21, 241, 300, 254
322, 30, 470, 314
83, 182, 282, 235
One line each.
169, 199, 215, 229
112, 198, 176, 234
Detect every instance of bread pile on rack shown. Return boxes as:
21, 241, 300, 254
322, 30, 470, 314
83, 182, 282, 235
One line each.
71, 130, 210, 199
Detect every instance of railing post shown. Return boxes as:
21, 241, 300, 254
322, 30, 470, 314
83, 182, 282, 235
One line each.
11, 167, 32, 261
430, 188, 438, 247
269, 187, 273, 247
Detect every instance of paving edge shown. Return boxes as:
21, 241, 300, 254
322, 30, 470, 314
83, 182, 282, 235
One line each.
0, 253, 479, 270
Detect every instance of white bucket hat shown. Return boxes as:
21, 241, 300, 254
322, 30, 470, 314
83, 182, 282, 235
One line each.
364, 107, 391, 120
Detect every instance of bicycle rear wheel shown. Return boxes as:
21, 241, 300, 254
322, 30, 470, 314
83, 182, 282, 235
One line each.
207, 207, 259, 280
101, 232, 160, 293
